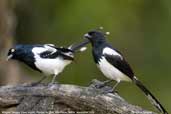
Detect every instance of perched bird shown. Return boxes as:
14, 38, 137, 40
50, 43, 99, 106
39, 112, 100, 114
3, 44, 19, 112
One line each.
7, 40, 89, 84
84, 30, 168, 114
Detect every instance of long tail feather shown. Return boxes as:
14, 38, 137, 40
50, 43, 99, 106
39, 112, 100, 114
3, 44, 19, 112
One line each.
133, 77, 168, 114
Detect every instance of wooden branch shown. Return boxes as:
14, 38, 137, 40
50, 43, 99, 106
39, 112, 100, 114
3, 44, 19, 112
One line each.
0, 80, 156, 114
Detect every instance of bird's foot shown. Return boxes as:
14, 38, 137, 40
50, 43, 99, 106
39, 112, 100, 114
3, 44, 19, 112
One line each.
24, 76, 47, 87
88, 79, 118, 94
89, 79, 111, 89
48, 82, 59, 87
100, 88, 118, 94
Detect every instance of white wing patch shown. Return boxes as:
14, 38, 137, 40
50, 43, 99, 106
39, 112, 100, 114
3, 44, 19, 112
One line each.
102, 47, 123, 60
32, 47, 48, 54
103, 47, 121, 56
44, 44, 57, 52
32, 45, 57, 55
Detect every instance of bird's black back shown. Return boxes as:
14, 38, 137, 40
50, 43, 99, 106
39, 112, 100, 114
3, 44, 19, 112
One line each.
14, 45, 42, 72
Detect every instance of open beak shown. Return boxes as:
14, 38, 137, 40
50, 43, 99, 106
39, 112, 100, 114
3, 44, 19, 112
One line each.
6, 54, 13, 61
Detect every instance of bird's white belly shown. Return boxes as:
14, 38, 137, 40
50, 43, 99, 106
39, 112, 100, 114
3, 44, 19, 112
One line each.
35, 57, 72, 76
97, 57, 131, 82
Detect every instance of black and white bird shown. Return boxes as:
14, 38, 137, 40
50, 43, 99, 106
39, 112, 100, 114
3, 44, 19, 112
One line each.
7, 40, 89, 84
84, 30, 168, 114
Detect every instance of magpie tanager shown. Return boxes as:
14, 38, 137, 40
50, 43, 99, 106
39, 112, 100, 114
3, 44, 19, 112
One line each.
7, 40, 89, 84
84, 30, 168, 114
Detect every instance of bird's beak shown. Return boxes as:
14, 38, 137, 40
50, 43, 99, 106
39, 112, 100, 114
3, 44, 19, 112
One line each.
6, 54, 13, 61
84, 33, 91, 39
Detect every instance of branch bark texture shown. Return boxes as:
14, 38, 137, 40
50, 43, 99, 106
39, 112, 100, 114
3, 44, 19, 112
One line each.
0, 81, 156, 114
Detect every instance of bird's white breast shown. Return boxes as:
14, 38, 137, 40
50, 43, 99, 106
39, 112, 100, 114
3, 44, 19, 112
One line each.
34, 57, 72, 76
97, 57, 131, 82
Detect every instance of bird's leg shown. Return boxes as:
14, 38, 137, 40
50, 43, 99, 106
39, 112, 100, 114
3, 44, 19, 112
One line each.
51, 75, 57, 84
48, 74, 60, 87
28, 76, 47, 86
112, 80, 120, 91
96, 80, 113, 88
50, 74, 59, 84
105, 81, 120, 93
38, 76, 47, 83
89, 79, 112, 89
102, 80, 120, 94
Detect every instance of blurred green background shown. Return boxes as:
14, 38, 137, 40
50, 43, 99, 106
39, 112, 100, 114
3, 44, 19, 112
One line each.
1, 0, 171, 113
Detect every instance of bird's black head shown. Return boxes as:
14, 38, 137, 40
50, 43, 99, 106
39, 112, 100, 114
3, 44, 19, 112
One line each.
84, 30, 106, 46
7, 48, 17, 60
7, 45, 28, 61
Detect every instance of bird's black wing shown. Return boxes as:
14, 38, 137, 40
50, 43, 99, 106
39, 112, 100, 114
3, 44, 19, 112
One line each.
40, 50, 74, 60
103, 54, 134, 79
39, 46, 74, 60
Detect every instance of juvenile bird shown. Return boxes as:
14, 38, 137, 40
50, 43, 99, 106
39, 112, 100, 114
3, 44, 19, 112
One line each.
84, 30, 168, 114
7, 40, 89, 84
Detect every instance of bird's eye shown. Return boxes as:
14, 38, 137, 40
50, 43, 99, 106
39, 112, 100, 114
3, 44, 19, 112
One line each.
11, 48, 15, 52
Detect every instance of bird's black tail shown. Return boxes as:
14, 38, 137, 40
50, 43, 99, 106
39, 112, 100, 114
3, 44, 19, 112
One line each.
133, 77, 168, 114
69, 40, 89, 52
